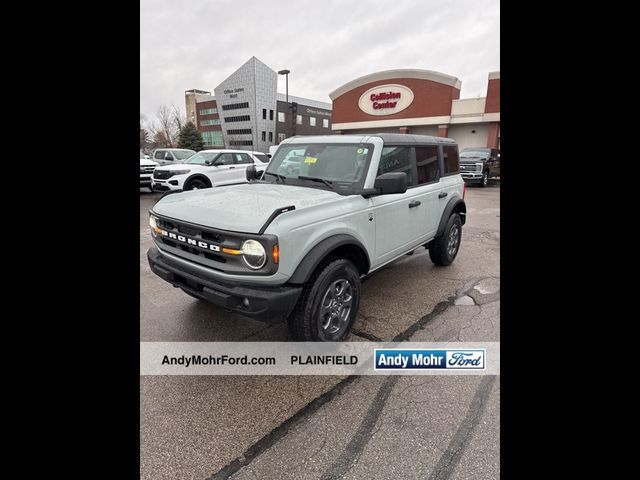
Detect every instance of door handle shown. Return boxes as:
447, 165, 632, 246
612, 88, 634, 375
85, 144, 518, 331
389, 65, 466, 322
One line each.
408, 200, 421, 208
229, 166, 236, 169
438, 192, 448, 199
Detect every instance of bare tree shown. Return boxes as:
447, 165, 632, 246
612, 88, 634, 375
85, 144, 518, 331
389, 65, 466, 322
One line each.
156, 104, 177, 147
171, 104, 187, 134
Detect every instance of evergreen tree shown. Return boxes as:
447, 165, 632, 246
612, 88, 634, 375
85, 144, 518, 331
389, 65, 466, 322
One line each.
177, 121, 205, 151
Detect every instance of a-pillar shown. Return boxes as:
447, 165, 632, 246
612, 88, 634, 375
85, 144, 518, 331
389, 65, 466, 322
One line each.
487, 122, 500, 148
437, 125, 449, 137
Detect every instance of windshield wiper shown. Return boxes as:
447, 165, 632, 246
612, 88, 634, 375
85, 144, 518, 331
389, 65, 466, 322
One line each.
297, 176, 334, 189
264, 172, 287, 183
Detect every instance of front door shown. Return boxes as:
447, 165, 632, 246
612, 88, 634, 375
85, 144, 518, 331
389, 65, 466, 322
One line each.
210, 153, 237, 186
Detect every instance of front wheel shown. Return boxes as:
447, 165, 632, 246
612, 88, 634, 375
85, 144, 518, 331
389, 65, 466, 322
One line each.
185, 178, 208, 190
429, 213, 462, 266
288, 258, 361, 341
480, 170, 489, 187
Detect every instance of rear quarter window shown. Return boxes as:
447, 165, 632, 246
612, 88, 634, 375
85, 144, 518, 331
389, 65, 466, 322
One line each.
442, 145, 459, 175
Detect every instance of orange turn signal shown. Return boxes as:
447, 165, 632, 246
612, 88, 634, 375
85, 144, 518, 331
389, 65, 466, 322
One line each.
272, 244, 279, 264
222, 248, 242, 255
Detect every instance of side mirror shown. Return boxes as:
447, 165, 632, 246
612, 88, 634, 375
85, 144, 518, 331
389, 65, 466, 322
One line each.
374, 172, 407, 195
246, 165, 259, 181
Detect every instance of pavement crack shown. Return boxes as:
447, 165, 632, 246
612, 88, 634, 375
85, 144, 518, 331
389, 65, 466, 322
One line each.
425, 376, 497, 480
206, 376, 361, 480
350, 328, 383, 342
319, 376, 400, 480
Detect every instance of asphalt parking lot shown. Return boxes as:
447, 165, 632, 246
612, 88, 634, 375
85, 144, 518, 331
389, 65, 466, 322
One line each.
140, 182, 500, 479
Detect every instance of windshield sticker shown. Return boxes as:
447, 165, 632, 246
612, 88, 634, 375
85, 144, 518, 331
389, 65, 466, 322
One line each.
357, 148, 365, 154
304, 156, 318, 164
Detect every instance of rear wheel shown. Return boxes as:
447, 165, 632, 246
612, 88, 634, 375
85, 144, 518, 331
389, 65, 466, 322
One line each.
185, 178, 208, 190
429, 213, 462, 266
288, 258, 361, 341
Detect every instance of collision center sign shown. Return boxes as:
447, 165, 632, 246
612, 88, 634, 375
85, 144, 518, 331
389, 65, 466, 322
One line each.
358, 84, 414, 116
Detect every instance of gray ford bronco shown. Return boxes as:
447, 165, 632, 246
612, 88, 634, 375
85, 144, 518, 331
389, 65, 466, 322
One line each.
147, 134, 466, 341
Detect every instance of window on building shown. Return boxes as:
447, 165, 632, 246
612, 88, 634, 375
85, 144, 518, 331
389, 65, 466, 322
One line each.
224, 115, 251, 122
309, 116, 316, 127
262, 109, 266, 119
415, 146, 440, 184
442, 145, 459, 175
277, 133, 286, 143
221, 102, 249, 111
199, 108, 217, 115
269, 110, 274, 120
296, 115, 302, 125
278, 112, 285, 122
269, 132, 273, 142
228, 140, 254, 147
377, 146, 415, 187
323, 118, 329, 128
226, 128, 252, 135
200, 119, 221, 126
262, 131, 266, 141
201, 131, 224, 146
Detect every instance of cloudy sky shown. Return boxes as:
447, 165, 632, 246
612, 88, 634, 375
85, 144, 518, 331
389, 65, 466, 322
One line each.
140, 0, 499, 124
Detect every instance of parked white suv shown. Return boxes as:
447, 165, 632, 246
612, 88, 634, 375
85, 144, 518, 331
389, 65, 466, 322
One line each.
151, 148, 196, 166
140, 152, 158, 192
151, 149, 268, 192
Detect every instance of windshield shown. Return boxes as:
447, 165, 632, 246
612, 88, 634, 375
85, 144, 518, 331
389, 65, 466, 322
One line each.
184, 152, 219, 165
265, 143, 373, 185
460, 151, 489, 158
174, 150, 196, 160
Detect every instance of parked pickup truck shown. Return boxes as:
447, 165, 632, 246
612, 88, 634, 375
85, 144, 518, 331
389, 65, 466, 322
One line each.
147, 134, 466, 341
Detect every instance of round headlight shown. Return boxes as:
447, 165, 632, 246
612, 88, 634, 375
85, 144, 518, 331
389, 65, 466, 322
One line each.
241, 239, 266, 270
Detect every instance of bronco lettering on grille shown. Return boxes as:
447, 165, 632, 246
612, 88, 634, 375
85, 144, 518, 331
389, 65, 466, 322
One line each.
159, 229, 221, 252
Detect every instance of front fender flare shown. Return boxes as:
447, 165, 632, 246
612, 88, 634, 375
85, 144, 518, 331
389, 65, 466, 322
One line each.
288, 234, 370, 285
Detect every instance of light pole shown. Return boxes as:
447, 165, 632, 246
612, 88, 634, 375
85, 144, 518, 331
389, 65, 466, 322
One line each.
278, 69, 290, 140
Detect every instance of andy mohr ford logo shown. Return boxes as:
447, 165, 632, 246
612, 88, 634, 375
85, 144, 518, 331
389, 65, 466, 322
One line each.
374, 349, 485, 369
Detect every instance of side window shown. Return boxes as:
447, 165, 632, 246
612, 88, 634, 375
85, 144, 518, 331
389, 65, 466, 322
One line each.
215, 153, 234, 165
415, 146, 440, 184
377, 147, 415, 187
442, 145, 459, 174
164, 151, 174, 161
234, 153, 253, 164
154, 150, 164, 160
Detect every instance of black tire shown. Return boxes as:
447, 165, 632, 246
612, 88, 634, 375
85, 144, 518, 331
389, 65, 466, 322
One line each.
480, 170, 489, 188
287, 258, 361, 341
185, 178, 208, 190
429, 213, 462, 266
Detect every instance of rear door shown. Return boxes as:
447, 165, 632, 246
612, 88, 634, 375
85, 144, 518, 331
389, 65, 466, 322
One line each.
410, 145, 444, 243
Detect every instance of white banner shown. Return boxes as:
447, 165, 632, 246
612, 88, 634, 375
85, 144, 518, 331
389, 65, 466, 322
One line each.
140, 342, 499, 375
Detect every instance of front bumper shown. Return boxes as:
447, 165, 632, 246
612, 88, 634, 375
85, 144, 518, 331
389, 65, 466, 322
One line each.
140, 174, 153, 186
152, 175, 186, 192
147, 247, 301, 323
461, 172, 483, 183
